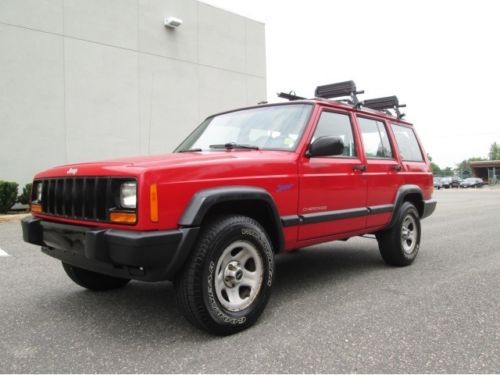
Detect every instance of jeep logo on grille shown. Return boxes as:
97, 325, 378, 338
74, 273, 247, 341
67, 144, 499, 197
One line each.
66, 168, 78, 176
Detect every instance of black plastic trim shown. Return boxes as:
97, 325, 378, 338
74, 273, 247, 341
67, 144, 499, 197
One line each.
388, 185, 424, 228
179, 186, 284, 252
21, 216, 44, 245
368, 204, 394, 214
281, 215, 301, 227
422, 199, 437, 219
21, 217, 199, 281
280, 204, 395, 228
302, 207, 369, 224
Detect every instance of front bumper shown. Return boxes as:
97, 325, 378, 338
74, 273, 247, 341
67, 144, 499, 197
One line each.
21, 217, 199, 281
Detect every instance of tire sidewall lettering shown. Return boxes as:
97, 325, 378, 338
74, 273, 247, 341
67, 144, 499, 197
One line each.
204, 223, 274, 326
240, 228, 273, 287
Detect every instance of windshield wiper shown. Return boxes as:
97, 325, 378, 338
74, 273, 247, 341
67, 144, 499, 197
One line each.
209, 142, 259, 150
177, 148, 203, 153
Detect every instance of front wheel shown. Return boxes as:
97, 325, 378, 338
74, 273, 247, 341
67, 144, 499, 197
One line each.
175, 215, 274, 335
376, 202, 421, 266
62, 262, 130, 291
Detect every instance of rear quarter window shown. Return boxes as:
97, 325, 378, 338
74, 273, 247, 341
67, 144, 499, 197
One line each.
391, 124, 424, 162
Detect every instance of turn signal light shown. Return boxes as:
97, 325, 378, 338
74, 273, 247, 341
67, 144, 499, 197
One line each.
150, 183, 159, 222
109, 211, 137, 224
31, 203, 42, 213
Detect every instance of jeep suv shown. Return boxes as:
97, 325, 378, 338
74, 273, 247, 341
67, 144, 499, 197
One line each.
22, 81, 436, 335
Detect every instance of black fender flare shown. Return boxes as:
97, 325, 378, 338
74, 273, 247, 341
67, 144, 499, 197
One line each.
388, 184, 424, 228
179, 186, 284, 253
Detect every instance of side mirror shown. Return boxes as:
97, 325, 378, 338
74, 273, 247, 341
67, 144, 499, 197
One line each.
307, 136, 345, 157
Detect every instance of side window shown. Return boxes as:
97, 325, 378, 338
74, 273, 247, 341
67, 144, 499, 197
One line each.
311, 111, 356, 157
391, 124, 424, 161
358, 117, 393, 159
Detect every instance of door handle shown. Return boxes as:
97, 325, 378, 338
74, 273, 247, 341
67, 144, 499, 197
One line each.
391, 164, 402, 171
353, 164, 367, 172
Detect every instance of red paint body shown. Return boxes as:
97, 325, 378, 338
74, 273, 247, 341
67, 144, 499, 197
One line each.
32, 101, 433, 251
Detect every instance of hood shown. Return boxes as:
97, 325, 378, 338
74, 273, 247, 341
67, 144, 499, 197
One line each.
34, 151, 298, 179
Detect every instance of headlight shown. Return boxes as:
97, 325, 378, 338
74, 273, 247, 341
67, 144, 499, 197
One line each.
120, 182, 137, 209
33, 182, 42, 202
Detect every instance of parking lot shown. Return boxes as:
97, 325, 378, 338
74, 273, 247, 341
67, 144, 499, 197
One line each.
0, 189, 498, 373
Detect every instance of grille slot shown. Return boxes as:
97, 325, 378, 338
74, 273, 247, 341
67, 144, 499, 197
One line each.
36, 177, 132, 222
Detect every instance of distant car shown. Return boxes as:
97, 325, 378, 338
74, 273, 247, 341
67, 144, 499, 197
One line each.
450, 177, 462, 188
433, 177, 443, 190
441, 177, 452, 189
460, 177, 484, 188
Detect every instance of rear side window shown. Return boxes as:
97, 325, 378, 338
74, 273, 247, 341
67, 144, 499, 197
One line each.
311, 111, 356, 157
391, 124, 424, 161
358, 117, 393, 159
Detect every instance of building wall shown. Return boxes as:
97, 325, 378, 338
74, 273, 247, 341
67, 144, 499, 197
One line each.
0, 0, 266, 185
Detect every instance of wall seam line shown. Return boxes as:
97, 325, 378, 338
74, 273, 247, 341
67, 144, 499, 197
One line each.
0, 20, 266, 79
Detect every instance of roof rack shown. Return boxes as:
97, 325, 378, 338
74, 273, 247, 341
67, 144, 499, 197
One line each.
314, 80, 364, 105
277, 91, 306, 101
276, 81, 407, 119
362, 96, 406, 119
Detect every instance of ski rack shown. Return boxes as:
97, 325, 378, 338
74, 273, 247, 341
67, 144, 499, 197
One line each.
276, 81, 406, 119
362, 96, 406, 119
314, 80, 364, 105
277, 91, 306, 101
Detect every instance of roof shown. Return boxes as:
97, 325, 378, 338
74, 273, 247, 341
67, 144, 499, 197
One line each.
210, 80, 413, 125
208, 99, 413, 126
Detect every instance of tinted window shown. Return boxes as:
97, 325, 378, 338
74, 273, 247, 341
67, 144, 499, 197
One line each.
358, 117, 393, 159
391, 124, 424, 161
312, 111, 356, 157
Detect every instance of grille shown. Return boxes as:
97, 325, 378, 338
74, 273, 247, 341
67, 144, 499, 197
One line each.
36, 177, 133, 222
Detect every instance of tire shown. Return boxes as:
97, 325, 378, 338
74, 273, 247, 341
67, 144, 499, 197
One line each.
175, 215, 274, 335
62, 262, 130, 291
376, 202, 421, 267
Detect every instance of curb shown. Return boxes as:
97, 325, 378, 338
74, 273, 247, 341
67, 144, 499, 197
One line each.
0, 213, 30, 224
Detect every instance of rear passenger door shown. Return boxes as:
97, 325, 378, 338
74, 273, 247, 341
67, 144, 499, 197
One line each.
356, 116, 402, 228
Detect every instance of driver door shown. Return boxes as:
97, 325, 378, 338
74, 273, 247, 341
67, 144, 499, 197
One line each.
298, 109, 367, 240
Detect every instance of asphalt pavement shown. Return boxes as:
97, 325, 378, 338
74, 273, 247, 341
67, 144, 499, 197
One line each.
0, 189, 499, 373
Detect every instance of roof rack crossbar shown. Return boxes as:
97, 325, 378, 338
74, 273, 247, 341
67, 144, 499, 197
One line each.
314, 80, 364, 105
277, 91, 306, 101
362, 96, 406, 119
276, 82, 408, 119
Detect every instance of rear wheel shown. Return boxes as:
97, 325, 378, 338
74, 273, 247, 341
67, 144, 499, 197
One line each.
175, 215, 274, 335
376, 202, 421, 266
62, 262, 130, 291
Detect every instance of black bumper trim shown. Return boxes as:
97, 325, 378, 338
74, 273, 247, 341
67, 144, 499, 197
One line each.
21, 217, 199, 281
422, 199, 437, 219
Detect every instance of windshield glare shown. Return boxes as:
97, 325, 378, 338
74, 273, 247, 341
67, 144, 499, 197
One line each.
175, 104, 313, 152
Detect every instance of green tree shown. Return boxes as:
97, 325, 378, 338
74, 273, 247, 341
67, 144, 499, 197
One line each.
455, 157, 486, 178
489, 142, 500, 160
0, 181, 18, 213
427, 154, 441, 176
442, 167, 453, 177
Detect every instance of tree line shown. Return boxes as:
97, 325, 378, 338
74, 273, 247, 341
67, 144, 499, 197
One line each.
430, 141, 500, 177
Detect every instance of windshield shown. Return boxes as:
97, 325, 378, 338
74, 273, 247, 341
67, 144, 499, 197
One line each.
175, 104, 313, 152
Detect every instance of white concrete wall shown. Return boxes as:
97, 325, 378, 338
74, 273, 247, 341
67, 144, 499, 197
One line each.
0, 0, 266, 185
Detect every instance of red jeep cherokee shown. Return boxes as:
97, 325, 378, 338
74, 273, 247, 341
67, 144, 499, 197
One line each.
22, 81, 436, 334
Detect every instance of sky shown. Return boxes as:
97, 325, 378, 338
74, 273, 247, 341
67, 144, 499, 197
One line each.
202, 0, 500, 168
